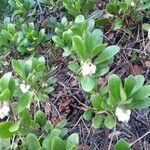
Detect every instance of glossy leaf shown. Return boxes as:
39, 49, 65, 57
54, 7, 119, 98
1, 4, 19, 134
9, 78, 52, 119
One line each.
131, 85, 150, 100
51, 136, 66, 150
90, 94, 103, 109
66, 133, 79, 150
9, 122, 20, 132
0, 89, 11, 101
92, 29, 103, 47
81, 76, 95, 92
106, 3, 119, 15
115, 139, 130, 150
130, 75, 144, 94
12, 59, 26, 80
83, 109, 92, 121
104, 115, 116, 129
0, 121, 17, 138
92, 115, 103, 129
108, 74, 121, 104
68, 62, 80, 73
17, 92, 32, 113
52, 35, 64, 46
127, 98, 150, 109
27, 133, 41, 150
72, 36, 87, 61
34, 110, 46, 127
124, 75, 136, 97
94, 46, 120, 64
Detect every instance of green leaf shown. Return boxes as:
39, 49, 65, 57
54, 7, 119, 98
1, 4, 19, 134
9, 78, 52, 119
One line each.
0, 89, 11, 101
34, 110, 46, 127
0, 138, 10, 150
63, 29, 73, 43
27, 133, 41, 150
127, 98, 150, 109
81, 76, 95, 92
7, 23, 16, 35
61, 17, 68, 26
4, 17, 10, 24
1, 29, 12, 40
12, 59, 26, 80
115, 139, 130, 150
0, 121, 17, 138
9, 122, 20, 132
124, 75, 136, 97
92, 115, 103, 129
106, 3, 119, 15
90, 44, 107, 58
17, 92, 32, 113
67, 133, 79, 145
114, 19, 122, 30
130, 75, 145, 95
94, 66, 109, 77
104, 115, 116, 129
92, 29, 103, 47
68, 62, 80, 73
47, 129, 61, 149
131, 85, 150, 100
94, 45, 120, 64
52, 35, 64, 46
63, 1, 80, 17
83, 109, 92, 121
96, 18, 109, 26
108, 74, 122, 104
90, 94, 103, 109
72, 36, 87, 61
142, 23, 150, 31
19, 109, 32, 126
0, 72, 12, 90
87, 18, 95, 31
120, 86, 127, 101
36, 64, 45, 72
55, 119, 67, 129
83, 30, 93, 52
44, 121, 53, 133
75, 15, 85, 24
51, 136, 66, 150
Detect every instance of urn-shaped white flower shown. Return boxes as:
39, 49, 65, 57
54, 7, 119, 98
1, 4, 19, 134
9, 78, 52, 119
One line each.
115, 107, 131, 123
20, 81, 30, 93
81, 60, 96, 76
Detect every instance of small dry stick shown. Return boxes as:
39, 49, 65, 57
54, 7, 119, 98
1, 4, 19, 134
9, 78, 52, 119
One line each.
130, 130, 150, 147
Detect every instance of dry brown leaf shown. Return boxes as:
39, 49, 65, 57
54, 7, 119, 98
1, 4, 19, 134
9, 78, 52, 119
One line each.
130, 64, 142, 75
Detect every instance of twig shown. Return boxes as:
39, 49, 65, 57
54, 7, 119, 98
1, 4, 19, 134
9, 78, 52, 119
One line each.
49, 102, 61, 119
130, 130, 150, 147
108, 127, 116, 150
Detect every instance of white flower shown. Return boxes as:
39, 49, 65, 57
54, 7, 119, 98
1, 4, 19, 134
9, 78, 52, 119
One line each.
0, 102, 10, 119
131, 1, 135, 7
20, 82, 30, 93
115, 107, 131, 123
148, 28, 150, 40
81, 60, 96, 76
